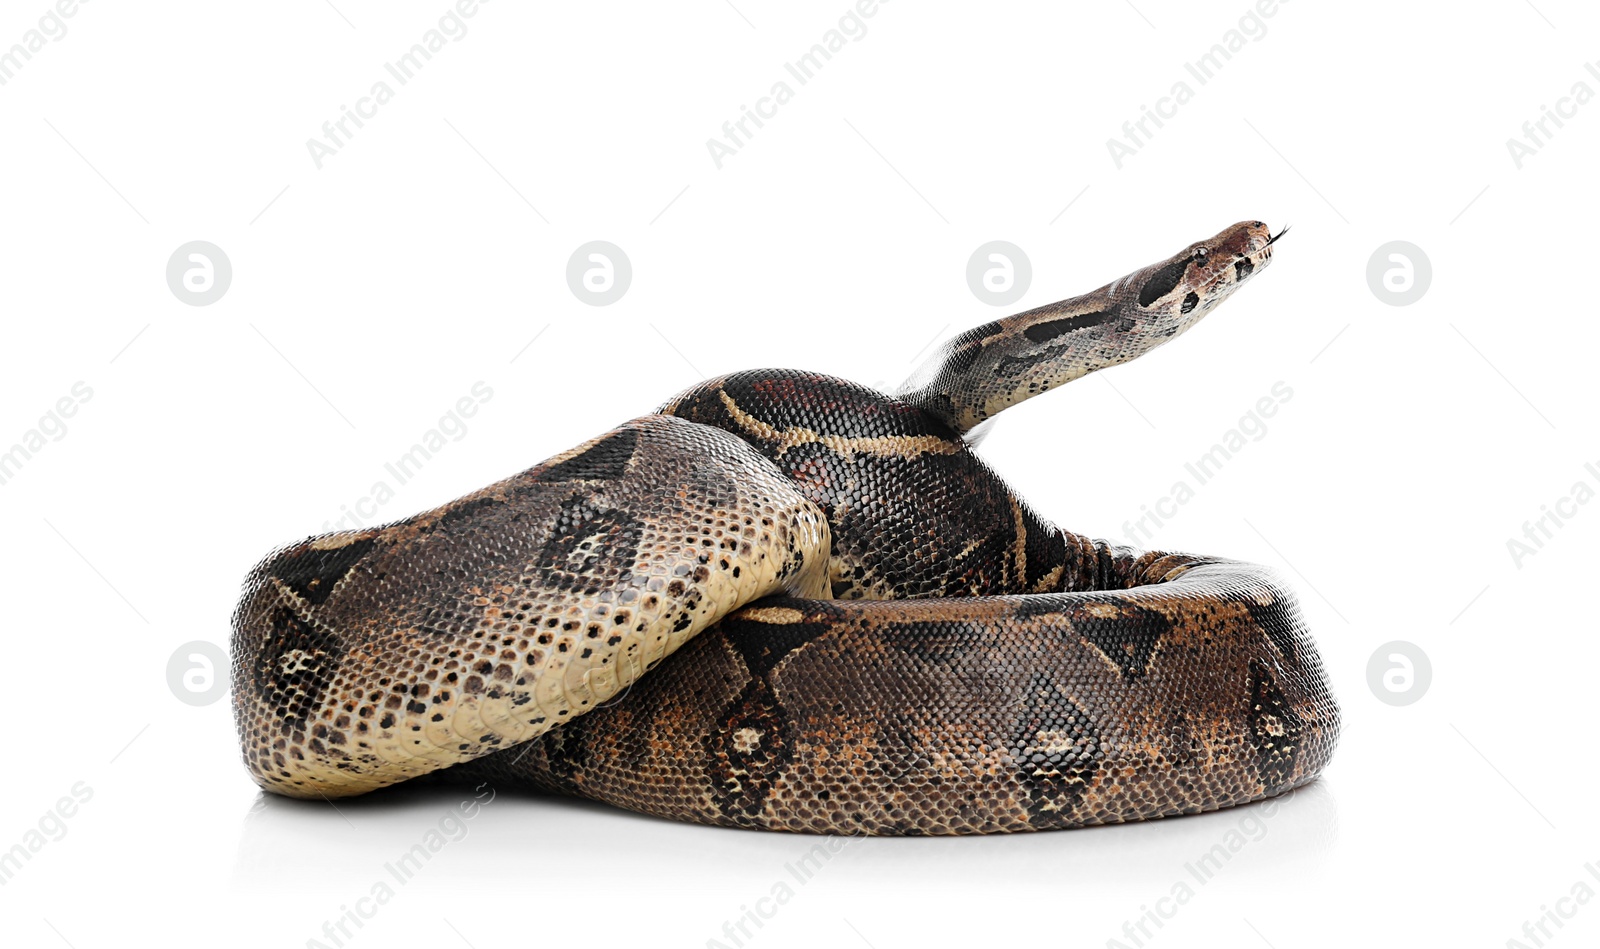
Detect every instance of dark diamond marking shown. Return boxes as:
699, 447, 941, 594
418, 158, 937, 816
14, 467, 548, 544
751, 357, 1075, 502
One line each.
705, 680, 792, 823
538, 713, 591, 783
253, 606, 342, 732
996, 345, 1065, 377
540, 429, 639, 482
1018, 596, 1171, 678
1009, 673, 1102, 826
267, 537, 376, 605
535, 495, 644, 594
1138, 255, 1194, 307
1022, 310, 1118, 343
1246, 660, 1305, 793
720, 616, 831, 677
431, 495, 503, 533
1226, 589, 1303, 664
1067, 598, 1170, 678
878, 620, 985, 664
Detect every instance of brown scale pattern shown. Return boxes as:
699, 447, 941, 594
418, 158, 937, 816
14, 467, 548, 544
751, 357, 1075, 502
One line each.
230, 415, 831, 797
659, 370, 1066, 600
232, 220, 1338, 832
434, 372, 1339, 833
897, 221, 1281, 435
453, 555, 1338, 834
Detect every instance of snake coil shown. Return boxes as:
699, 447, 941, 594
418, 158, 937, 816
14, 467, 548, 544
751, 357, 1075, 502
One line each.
232, 221, 1338, 834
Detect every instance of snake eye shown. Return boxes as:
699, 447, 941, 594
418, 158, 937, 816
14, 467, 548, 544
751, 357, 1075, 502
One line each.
1194, 246, 1208, 259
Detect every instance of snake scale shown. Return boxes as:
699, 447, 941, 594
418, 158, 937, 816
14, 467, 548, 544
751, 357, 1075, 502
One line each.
231, 221, 1339, 835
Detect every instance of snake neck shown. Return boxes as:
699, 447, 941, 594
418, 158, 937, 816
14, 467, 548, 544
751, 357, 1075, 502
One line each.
656, 371, 1217, 602
1056, 530, 1213, 594
658, 370, 1074, 600
896, 222, 1279, 436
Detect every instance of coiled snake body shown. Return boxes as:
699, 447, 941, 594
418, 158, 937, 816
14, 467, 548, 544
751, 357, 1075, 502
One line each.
232, 221, 1338, 835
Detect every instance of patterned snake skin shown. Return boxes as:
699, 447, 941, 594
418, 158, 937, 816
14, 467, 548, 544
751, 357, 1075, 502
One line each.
231, 221, 1339, 834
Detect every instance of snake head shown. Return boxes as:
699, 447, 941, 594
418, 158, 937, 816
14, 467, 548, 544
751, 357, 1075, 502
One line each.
1087, 219, 1282, 367
1127, 220, 1281, 321
896, 220, 1284, 436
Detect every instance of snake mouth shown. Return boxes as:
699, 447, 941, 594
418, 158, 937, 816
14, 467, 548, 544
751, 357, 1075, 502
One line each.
1222, 224, 1286, 286
1190, 230, 1280, 300
1138, 220, 1280, 311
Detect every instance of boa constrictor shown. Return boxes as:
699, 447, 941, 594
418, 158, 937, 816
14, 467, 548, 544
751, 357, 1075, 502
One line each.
231, 221, 1338, 835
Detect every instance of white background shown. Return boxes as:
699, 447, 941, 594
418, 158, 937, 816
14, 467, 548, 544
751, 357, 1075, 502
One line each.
2, 1, 1597, 947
